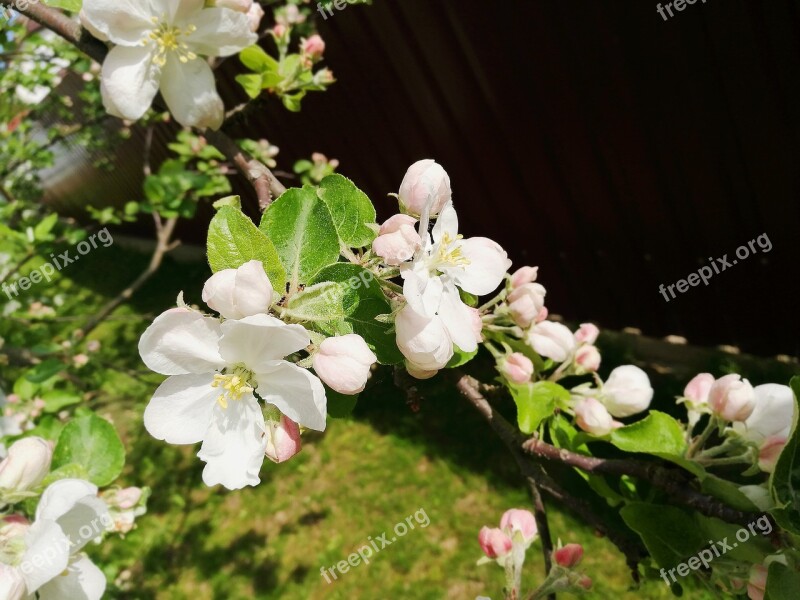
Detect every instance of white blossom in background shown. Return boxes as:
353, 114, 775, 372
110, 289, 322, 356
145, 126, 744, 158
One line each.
80, 0, 257, 129
732, 383, 795, 473
397, 198, 510, 374
139, 308, 326, 490
599, 365, 653, 418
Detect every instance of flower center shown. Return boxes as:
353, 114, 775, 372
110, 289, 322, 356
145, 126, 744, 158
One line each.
145, 17, 198, 67
211, 366, 255, 409
433, 232, 470, 270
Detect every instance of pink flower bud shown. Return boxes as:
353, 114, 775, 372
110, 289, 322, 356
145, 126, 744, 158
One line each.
574, 323, 599, 345
574, 397, 619, 436
478, 526, 512, 559
213, 0, 252, 12
302, 35, 326, 59
507, 283, 546, 328
709, 374, 756, 422
73, 353, 89, 367
0, 437, 53, 493
313, 334, 377, 395
600, 365, 653, 418
554, 543, 584, 568
684, 373, 714, 405
86, 340, 101, 353
575, 345, 601, 372
247, 2, 265, 32
502, 353, 534, 384
577, 575, 593, 590
265, 415, 302, 463
114, 487, 143, 510
535, 306, 548, 323
500, 508, 537, 543
202, 260, 275, 320
747, 564, 767, 600
510, 266, 538, 288
398, 159, 452, 216
0, 564, 26, 600
372, 214, 422, 266
526, 321, 576, 363
467, 307, 483, 343
758, 435, 787, 473
272, 24, 287, 38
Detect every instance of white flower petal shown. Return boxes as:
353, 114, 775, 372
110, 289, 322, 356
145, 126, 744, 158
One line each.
21, 520, 70, 593
219, 315, 310, 372
450, 237, 511, 296
80, 0, 154, 46
186, 8, 258, 57
37, 556, 106, 600
36, 479, 109, 553
99, 45, 160, 121
432, 200, 458, 244
395, 307, 454, 371
139, 308, 225, 376
160, 55, 224, 130
437, 285, 478, 353
144, 374, 219, 445
197, 395, 266, 490
402, 269, 444, 318
168, 0, 205, 23
256, 362, 327, 431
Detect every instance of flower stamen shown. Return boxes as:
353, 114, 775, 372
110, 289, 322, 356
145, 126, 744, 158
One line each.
211, 368, 254, 409
144, 18, 198, 66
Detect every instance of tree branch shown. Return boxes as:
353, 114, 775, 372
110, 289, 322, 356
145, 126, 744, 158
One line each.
11, 2, 285, 208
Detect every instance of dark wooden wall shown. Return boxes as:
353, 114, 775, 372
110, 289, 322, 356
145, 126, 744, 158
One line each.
44, 0, 800, 356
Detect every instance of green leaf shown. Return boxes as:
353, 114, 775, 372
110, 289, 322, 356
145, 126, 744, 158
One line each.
207, 206, 286, 292
325, 388, 358, 419
610, 411, 687, 456
766, 562, 800, 600
43, 0, 82, 12
769, 376, 800, 534
310, 264, 403, 364
239, 45, 279, 73
511, 381, 569, 434
235, 74, 263, 100
41, 390, 82, 413
24, 360, 63, 384
316, 174, 377, 248
620, 503, 706, 568
42, 463, 89, 486
283, 282, 347, 322
446, 345, 478, 368
52, 414, 125, 487
260, 187, 340, 289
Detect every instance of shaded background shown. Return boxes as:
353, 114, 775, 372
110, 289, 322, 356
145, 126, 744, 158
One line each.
44, 0, 800, 356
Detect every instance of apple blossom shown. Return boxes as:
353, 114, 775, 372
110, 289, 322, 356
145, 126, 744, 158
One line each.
500, 509, 537, 544
502, 353, 534, 384
526, 321, 576, 363
573, 397, 620, 436
398, 159, 452, 216
574, 323, 599, 345
510, 266, 538, 288
302, 35, 326, 60
0, 437, 53, 499
554, 543, 584, 568
246, 2, 266, 32
397, 200, 510, 370
507, 283, 547, 328
202, 260, 275, 320
600, 365, 653, 418
478, 527, 512, 559
264, 414, 302, 463
371, 214, 422, 266
467, 307, 484, 342
684, 373, 715, 406
708, 374, 756, 422
312, 334, 377, 395
80, 0, 257, 129
404, 361, 439, 380
733, 384, 794, 444
757, 436, 786, 473
575, 345, 601, 372
139, 308, 326, 489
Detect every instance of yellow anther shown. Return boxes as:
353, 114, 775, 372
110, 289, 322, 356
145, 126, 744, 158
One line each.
211, 371, 254, 409
144, 19, 198, 66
